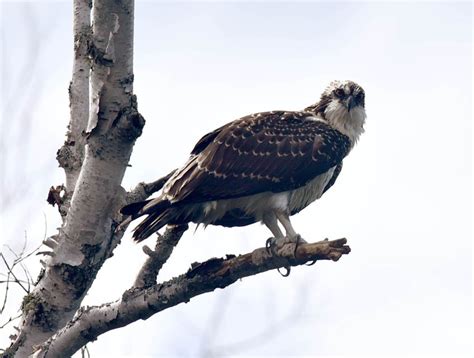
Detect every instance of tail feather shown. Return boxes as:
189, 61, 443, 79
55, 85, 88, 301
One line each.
121, 196, 170, 218
132, 209, 175, 242
120, 199, 153, 218
120, 196, 176, 242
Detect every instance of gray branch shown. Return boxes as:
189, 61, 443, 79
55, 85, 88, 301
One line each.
33, 238, 350, 357
134, 224, 188, 288
124, 169, 176, 205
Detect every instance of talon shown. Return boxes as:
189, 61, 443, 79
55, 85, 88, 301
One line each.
305, 260, 317, 266
293, 235, 306, 258
266, 237, 276, 255
277, 266, 291, 277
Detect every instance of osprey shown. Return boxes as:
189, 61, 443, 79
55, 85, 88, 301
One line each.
122, 80, 366, 245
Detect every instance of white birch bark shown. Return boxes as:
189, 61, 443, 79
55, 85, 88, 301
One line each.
56, 0, 91, 198
6, 0, 143, 355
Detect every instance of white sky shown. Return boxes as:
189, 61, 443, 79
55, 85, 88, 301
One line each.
0, 1, 472, 357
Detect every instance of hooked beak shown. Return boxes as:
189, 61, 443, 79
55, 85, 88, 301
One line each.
346, 96, 357, 112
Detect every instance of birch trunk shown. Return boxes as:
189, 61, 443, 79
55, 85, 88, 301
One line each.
56, 0, 91, 207
7, 0, 143, 355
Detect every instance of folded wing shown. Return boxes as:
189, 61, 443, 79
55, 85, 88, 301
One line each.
164, 111, 351, 204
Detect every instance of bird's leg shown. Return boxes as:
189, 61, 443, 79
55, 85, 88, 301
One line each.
262, 212, 284, 239
275, 211, 307, 259
262, 212, 293, 277
275, 211, 307, 244
262, 212, 284, 254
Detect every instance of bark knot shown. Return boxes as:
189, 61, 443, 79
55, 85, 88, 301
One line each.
186, 255, 236, 279
88, 40, 114, 66
112, 99, 145, 142
21, 293, 58, 332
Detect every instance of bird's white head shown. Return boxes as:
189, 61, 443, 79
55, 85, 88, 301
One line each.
306, 80, 366, 144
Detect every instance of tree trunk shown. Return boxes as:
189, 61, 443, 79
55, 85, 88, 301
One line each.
7, 0, 144, 355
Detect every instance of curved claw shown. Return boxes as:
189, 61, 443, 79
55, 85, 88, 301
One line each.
266, 237, 276, 255
277, 266, 291, 277
305, 260, 317, 266
293, 235, 306, 258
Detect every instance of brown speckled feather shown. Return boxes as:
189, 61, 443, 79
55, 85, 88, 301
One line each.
164, 111, 351, 204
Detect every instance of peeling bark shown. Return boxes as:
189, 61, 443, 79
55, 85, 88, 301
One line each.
33, 239, 350, 357
56, 0, 92, 217
7, 0, 143, 356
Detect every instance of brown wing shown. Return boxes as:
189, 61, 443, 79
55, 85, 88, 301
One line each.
164, 111, 351, 203
190, 122, 230, 155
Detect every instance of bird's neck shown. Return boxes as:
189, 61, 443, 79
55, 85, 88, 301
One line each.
322, 103, 366, 145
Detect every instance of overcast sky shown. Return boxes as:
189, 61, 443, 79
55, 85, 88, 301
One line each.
0, 1, 472, 357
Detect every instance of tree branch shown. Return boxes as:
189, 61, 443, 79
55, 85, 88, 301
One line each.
33, 238, 350, 357
133, 224, 188, 288
124, 169, 176, 205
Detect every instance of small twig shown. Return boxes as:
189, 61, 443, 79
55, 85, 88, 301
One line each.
0, 313, 22, 329
0, 227, 46, 314
18, 262, 32, 293
0, 265, 11, 314
0, 279, 30, 284
4, 227, 44, 267
0, 253, 28, 294
80, 345, 90, 358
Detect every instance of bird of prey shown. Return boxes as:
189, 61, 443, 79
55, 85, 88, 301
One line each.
122, 80, 366, 246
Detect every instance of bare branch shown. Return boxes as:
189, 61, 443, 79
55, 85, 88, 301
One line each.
80, 345, 90, 358
0, 256, 12, 314
1, 237, 43, 310
134, 224, 188, 288
14, 218, 47, 265
0, 232, 45, 341
33, 238, 350, 357
141, 170, 177, 195
0, 254, 28, 294
0, 313, 22, 330
125, 169, 176, 205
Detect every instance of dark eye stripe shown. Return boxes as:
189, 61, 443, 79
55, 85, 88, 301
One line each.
334, 89, 345, 98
